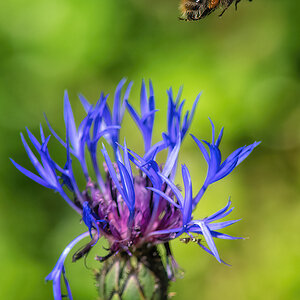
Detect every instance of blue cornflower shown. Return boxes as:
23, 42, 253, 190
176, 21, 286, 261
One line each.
12, 79, 259, 299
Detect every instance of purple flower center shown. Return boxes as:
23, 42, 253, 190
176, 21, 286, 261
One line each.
84, 165, 182, 254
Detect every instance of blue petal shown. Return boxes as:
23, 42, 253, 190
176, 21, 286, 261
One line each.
181, 112, 189, 138
187, 93, 200, 127
126, 100, 143, 132
101, 146, 125, 197
40, 124, 46, 143
124, 81, 134, 105
236, 141, 261, 166
212, 156, 239, 182
20, 133, 48, 180
208, 118, 215, 145
46, 232, 89, 300
44, 113, 69, 151
143, 140, 167, 161
140, 79, 148, 116
148, 80, 155, 128
119, 145, 162, 189
140, 109, 158, 124
206, 200, 232, 222
126, 81, 157, 152
198, 221, 221, 263
162, 133, 181, 177
39, 138, 59, 186
210, 231, 243, 240
159, 173, 184, 207
118, 162, 135, 213
222, 147, 244, 165
113, 78, 127, 125
208, 219, 241, 231
197, 242, 231, 266
204, 144, 221, 183
175, 86, 183, 105
149, 227, 183, 236
26, 127, 42, 152
215, 127, 224, 147
181, 164, 193, 225
82, 202, 98, 239
62, 266, 73, 300
101, 145, 134, 214
78, 93, 92, 113
123, 140, 133, 181
177, 100, 186, 121
13, 130, 82, 213
64, 91, 77, 151
147, 187, 181, 208
10, 158, 52, 188
190, 134, 209, 163
165, 88, 200, 144
92, 126, 120, 146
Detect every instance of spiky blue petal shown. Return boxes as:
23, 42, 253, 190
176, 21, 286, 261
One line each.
156, 169, 241, 263
11, 131, 81, 214
126, 80, 157, 152
181, 165, 193, 225
166, 87, 200, 148
100, 79, 133, 150
192, 120, 260, 208
46, 232, 89, 300
188, 200, 241, 262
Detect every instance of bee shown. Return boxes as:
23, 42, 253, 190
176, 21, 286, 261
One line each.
180, 237, 202, 244
179, 0, 252, 21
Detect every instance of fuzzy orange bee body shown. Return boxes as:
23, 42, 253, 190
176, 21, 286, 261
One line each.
179, 0, 252, 21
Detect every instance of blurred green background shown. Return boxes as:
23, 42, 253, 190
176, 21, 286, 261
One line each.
0, 0, 300, 299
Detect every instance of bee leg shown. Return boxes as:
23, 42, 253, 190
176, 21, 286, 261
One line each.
218, 0, 233, 17
218, 9, 226, 17
235, 0, 241, 10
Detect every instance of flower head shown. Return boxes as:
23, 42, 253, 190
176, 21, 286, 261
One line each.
12, 79, 259, 299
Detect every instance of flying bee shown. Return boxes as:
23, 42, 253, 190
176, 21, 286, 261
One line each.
180, 237, 202, 244
179, 0, 252, 21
